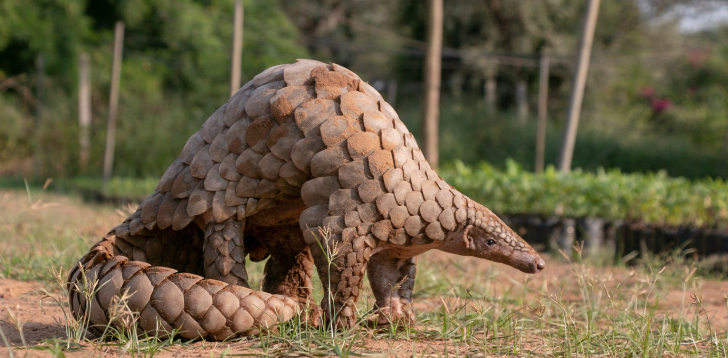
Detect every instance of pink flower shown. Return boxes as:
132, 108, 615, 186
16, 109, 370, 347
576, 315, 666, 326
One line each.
651, 98, 672, 113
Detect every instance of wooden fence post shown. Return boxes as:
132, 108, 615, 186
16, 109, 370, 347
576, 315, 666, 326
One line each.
557, 0, 601, 172
102, 21, 125, 190
387, 80, 398, 108
535, 55, 550, 174
230, 0, 244, 97
485, 76, 496, 114
516, 79, 528, 123
79, 53, 91, 173
422, 0, 443, 168
33, 54, 45, 179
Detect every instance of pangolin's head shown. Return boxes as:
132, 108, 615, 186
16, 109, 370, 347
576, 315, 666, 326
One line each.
442, 199, 545, 274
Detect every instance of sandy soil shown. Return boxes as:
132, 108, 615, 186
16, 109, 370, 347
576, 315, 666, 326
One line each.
2, 252, 728, 357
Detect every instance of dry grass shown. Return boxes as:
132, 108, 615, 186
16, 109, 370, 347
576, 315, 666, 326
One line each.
1, 188, 728, 357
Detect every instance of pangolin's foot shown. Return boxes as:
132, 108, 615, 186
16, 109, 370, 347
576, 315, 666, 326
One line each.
298, 298, 321, 328
369, 300, 416, 328
321, 300, 358, 330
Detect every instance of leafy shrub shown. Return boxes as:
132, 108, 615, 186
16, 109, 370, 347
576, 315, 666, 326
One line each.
440, 160, 728, 228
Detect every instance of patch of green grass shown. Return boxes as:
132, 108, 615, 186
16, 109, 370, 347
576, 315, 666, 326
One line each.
258, 249, 728, 357
0, 176, 159, 204
66, 177, 159, 202
0, 187, 121, 282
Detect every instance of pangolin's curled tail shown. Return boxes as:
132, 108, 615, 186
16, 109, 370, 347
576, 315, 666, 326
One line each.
66, 235, 300, 340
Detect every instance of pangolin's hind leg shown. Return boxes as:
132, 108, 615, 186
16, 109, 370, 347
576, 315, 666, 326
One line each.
202, 218, 249, 287
367, 250, 417, 326
257, 229, 318, 324
262, 248, 314, 304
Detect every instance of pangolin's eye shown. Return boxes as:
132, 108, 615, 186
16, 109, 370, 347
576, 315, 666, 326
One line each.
486, 239, 496, 246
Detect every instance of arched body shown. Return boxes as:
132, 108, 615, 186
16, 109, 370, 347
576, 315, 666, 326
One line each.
68, 60, 545, 340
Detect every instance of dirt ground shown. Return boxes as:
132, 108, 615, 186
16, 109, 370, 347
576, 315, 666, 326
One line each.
2, 252, 728, 357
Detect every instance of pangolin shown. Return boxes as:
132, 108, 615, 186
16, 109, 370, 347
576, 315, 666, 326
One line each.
67, 59, 545, 340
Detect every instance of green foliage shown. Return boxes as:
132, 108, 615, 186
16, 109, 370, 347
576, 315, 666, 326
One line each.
66, 176, 158, 200
655, 27, 728, 152
0, 0, 91, 81
390, 0, 728, 181
441, 159, 728, 228
398, 96, 727, 179
2, 0, 728, 184
0, 0, 306, 178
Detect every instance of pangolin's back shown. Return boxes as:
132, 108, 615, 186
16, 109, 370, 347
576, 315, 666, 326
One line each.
124, 59, 465, 248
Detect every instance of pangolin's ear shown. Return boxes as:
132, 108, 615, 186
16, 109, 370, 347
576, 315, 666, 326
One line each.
462, 224, 473, 250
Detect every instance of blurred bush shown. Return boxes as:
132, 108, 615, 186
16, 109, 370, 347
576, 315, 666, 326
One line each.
397, 96, 726, 179
0, 0, 306, 178
441, 160, 728, 228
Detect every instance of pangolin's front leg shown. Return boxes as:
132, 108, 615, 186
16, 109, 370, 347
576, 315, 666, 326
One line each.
202, 218, 249, 287
305, 226, 371, 329
367, 250, 417, 325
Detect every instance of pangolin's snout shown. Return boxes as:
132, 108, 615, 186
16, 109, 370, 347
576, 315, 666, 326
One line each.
509, 250, 546, 274
535, 257, 546, 273
524, 256, 546, 274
